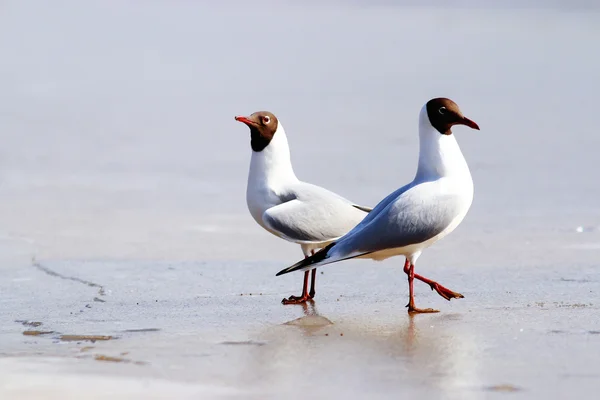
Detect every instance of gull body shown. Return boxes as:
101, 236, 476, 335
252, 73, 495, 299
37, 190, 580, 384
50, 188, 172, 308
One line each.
277, 98, 480, 313
236, 111, 371, 304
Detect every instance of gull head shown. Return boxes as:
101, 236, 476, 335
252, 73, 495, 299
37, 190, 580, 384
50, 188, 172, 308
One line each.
426, 98, 479, 135
235, 111, 279, 152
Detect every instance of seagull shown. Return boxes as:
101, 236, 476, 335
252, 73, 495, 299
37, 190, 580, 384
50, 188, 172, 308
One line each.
276, 98, 480, 313
235, 111, 372, 304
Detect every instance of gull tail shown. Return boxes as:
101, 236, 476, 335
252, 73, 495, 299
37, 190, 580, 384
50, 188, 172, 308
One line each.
276, 243, 336, 276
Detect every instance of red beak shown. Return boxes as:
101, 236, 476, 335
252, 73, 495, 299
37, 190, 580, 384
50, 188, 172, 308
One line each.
235, 115, 256, 126
461, 117, 480, 130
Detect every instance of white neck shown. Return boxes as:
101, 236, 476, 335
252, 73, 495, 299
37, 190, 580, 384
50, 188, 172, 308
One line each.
248, 123, 298, 188
414, 104, 472, 182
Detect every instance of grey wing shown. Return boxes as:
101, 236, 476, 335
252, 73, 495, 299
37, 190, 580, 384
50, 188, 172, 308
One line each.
331, 185, 464, 258
262, 197, 367, 244
345, 182, 414, 231
298, 182, 373, 214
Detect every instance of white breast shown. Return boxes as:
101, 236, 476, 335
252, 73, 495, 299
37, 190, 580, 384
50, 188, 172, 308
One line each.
246, 123, 298, 229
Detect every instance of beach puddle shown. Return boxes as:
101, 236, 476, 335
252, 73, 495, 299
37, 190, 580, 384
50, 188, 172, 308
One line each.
484, 384, 522, 392
22, 330, 54, 336
16, 320, 43, 327
94, 354, 126, 362
220, 340, 267, 347
59, 335, 114, 342
283, 315, 334, 335
284, 315, 333, 328
94, 354, 146, 365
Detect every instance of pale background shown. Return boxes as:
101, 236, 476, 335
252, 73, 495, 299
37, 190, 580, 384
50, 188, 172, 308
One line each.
1, 1, 599, 399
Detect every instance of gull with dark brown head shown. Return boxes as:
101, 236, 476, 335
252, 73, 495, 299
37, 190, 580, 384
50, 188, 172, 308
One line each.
235, 111, 371, 304
276, 98, 480, 313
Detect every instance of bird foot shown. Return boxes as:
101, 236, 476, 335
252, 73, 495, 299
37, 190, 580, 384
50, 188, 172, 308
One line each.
406, 303, 440, 314
281, 294, 313, 305
428, 282, 464, 301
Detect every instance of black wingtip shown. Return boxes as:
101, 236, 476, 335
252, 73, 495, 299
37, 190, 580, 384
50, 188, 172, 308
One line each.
276, 243, 335, 276
352, 204, 373, 213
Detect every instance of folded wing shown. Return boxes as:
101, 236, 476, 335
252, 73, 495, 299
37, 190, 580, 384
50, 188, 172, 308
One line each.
263, 183, 370, 244
276, 182, 464, 275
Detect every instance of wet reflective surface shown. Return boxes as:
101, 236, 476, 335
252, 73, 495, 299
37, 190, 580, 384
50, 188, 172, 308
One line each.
1, 0, 600, 398
2, 259, 599, 399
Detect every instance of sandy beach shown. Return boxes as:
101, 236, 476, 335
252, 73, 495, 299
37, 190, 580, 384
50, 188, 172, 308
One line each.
1, 1, 600, 398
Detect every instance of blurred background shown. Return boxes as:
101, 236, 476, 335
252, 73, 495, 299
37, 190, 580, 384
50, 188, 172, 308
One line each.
1, 1, 599, 399
1, 0, 598, 262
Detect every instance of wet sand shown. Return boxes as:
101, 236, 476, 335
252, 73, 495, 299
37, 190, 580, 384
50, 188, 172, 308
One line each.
1, 1, 600, 399
2, 258, 599, 399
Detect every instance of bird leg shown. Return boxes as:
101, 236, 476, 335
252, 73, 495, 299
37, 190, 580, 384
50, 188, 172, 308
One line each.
281, 253, 315, 306
308, 249, 317, 299
402, 258, 464, 301
281, 270, 312, 304
405, 260, 439, 313
282, 251, 318, 305
309, 268, 317, 299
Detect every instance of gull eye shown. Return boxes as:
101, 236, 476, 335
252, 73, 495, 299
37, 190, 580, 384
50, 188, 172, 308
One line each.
262, 116, 271, 124
438, 107, 447, 115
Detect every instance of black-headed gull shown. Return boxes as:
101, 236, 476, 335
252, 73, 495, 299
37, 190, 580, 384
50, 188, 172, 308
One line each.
276, 98, 480, 313
235, 111, 371, 304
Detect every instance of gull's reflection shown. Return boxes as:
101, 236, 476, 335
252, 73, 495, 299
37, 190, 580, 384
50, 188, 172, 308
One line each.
281, 301, 333, 335
300, 300, 319, 317
404, 312, 418, 353
248, 310, 482, 399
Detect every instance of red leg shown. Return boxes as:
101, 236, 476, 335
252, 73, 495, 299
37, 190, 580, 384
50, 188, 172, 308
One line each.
404, 259, 439, 313
402, 259, 464, 301
281, 269, 313, 305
